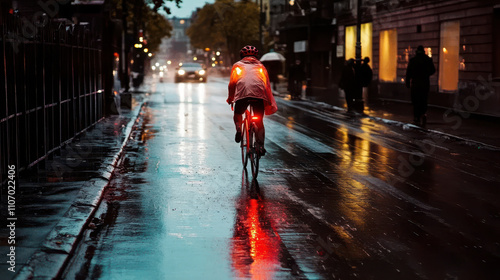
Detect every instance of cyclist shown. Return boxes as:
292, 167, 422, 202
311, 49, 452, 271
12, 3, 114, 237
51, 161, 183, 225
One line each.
227, 45, 278, 155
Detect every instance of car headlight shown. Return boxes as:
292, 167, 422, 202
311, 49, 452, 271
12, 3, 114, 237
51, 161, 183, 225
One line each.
178, 69, 185, 75
198, 69, 205, 75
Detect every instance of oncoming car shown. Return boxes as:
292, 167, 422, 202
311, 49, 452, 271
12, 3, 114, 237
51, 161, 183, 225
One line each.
159, 71, 165, 83
174, 62, 207, 83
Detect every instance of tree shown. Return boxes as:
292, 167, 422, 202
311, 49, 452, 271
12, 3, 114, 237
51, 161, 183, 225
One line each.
145, 9, 172, 53
149, 0, 183, 14
108, 0, 179, 53
186, 0, 259, 64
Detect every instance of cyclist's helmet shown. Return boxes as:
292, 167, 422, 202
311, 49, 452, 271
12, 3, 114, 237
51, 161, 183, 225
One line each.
240, 45, 258, 59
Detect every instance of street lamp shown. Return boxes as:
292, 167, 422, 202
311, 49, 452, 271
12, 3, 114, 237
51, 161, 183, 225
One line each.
354, 0, 364, 113
259, 0, 263, 47
355, 0, 362, 63
289, 0, 310, 96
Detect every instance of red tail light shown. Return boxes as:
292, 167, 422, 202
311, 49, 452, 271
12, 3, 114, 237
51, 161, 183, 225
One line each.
251, 116, 259, 121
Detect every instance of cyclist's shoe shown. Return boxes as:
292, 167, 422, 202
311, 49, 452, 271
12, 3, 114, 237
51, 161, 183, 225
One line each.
259, 146, 266, 156
235, 131, 242, 143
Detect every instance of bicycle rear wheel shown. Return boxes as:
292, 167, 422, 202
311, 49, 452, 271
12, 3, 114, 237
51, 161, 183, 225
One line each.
248, 126, 260, 179
241, 120, 250, 168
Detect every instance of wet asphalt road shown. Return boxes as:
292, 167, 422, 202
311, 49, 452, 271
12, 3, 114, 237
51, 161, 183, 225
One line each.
63, 76, 500, 280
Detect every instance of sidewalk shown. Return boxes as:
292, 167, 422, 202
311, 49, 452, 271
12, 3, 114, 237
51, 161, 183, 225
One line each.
364, 99, 500, 149
0, 96, 146, 280
272, 84, 500, 149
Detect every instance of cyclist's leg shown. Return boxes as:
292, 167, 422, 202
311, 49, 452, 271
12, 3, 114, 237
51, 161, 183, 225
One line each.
233, 98, 250, 142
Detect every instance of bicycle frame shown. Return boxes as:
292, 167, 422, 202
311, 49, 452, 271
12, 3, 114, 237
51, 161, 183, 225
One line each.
239, 104, 261, 179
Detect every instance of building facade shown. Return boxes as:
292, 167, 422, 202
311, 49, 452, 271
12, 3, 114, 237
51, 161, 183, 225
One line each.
355, 0, 500, 117
272, 0, 500, 117
271, 0, 336, 97
159, 17, 191, 65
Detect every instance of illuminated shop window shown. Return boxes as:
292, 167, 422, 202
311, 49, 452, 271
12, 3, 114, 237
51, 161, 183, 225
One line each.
345, 26, 356, 60
379, 29, 398, 82
439, 21, 460, 92
345, 23, 372, 63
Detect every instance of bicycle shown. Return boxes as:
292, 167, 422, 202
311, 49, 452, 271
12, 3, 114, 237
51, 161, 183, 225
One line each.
233, 101, 262, 179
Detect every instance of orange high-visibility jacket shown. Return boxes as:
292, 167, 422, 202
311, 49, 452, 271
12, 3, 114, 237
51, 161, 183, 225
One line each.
228, 56, 278, 115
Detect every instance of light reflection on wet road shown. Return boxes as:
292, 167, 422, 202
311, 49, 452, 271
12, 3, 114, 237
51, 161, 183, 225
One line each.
69, 78, 500, 280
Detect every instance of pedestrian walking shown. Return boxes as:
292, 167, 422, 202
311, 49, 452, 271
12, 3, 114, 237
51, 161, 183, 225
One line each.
339, 59, 358, 112
288, 59, 306, 100
405, 45, 436, 126
360, 57, 373, 105
360, 57, 373, 87
262, 61, 280, 91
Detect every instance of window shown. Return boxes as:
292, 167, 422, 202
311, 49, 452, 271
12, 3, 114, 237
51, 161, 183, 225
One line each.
345, 25, 356, 60
439, 21, 460, 92
345, 23, 372, 63
379, 29, 398, 82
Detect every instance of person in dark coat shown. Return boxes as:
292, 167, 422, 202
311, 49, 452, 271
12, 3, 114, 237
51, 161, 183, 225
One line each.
361, 57, 373, 87
405, 45, 436, 126
261, 60, 280, 91
288, 59, 306, 100
360, 57, 373, 105
339, 59, 357, 112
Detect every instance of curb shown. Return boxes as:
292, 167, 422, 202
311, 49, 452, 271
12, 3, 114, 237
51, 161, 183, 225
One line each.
14, 101, 147, 280
275, 93, 500, 151
368, 115, 500, 151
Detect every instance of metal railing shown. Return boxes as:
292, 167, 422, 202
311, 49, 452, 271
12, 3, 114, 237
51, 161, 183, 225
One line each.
1, 14, 104, 187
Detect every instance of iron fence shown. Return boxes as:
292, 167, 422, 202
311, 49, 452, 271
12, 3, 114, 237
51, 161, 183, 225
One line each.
1, 13, 104, 187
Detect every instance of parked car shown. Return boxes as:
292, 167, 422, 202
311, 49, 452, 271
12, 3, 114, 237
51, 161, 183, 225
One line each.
175, 62, 207, 83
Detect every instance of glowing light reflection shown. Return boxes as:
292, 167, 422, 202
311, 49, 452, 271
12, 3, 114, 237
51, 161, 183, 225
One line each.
231, 198, 281, 279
